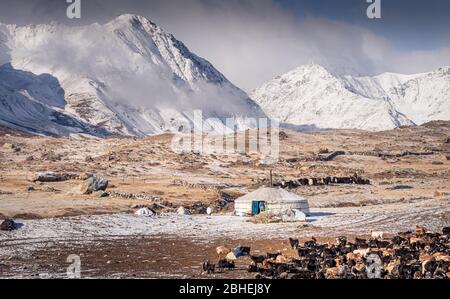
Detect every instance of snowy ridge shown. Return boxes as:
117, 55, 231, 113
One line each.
0, 15, 266, 136
251, 64, 413, 131
252, 64, 450, 131
344, 67, 450, 125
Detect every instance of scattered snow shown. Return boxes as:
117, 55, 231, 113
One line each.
0, 199, 448, 253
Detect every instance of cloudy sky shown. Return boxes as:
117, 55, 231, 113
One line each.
0, 0, 449, 91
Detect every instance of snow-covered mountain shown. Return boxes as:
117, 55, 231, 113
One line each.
344, 68, 450, 125
0, 15, 266, 136
252, 64, 450, 131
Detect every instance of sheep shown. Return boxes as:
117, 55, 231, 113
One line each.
346, 253, 360, 261
433, 253, 450, 262
215, 246, 231, 258
353, 248, 370, 258
386, 259, 401, 274
371, 231, 385, 239
262, 259, 277, 270
353, 261, 366, 273
416, 226, 427, 237
275, 255, 290, 264
409, 237, 422, 244
225, 252, 237, 261
210, 227, 450, 279
325, 267, 340, 279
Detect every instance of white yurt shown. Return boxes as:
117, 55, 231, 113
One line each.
234, 187, 310, 216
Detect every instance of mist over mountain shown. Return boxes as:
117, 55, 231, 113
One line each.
0, 15, 449, 136
0, 15, 266, 136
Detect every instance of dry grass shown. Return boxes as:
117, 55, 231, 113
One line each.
0, 121, 449, 218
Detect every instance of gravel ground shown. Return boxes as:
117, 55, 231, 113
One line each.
1, 198, 449, 278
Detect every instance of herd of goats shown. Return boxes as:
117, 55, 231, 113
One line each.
203, 226, 450, 279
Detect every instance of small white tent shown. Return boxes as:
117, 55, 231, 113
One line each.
234, 187, 310, 216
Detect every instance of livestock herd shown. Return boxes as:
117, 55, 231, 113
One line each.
203, 226, 450, 279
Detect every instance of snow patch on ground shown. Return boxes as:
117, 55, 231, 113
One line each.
1, 199, 448, 257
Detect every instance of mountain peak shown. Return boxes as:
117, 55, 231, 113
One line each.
292, 63, 331, 74
108, 14, 158, 30
267, 63, 336, 87
111, 14, 154, 24
0, 15, 266, 137
435, 66, 450, 75
252, 62, 450, 131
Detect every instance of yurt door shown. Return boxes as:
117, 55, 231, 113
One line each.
252, 201, 266, 215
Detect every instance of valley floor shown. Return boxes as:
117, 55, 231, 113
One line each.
1, 198, 449, 278
0, 122, 449, 278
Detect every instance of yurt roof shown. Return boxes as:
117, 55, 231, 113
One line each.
235, 187, 307, 204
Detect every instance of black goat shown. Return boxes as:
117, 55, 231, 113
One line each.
289, 238, 300, 249
217, 259, 235, 271
250, 255, 266, 266
266, 252, 282, 260
202, 260, 215, 274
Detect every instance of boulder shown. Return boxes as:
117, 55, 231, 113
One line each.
0, 219, 20, 231
232, 245, 251, 258
135, 208, 155, 217
2, 143, 20, 152
96, 191, 110, 198
177, 206, 190, 215
41, 151, 62, 161
79, 175, 109, 195
281, 209, 307, 222
318, 151, 345, 162
32, 172, 71, 182
78, 172, 94, 180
